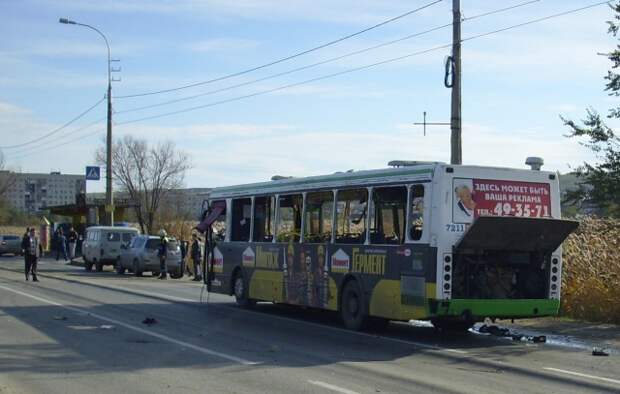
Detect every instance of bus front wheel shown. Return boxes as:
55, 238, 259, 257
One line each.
233, 271, 255, 308
341, 280, 367, 331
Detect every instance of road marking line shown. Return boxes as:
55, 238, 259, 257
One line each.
308, 380, 361, 394
0, 267, 468, 355
543, 367, 620, 385
0, 284, 258, 366
81, 281, 198, 303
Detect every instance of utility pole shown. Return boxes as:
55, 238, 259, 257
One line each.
106, 69, 114, 226
450, 0, 462, 165
60, 18, 115, 225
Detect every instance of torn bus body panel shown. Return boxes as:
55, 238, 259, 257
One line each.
451, 217, 579, 300
455, 216, 579, 253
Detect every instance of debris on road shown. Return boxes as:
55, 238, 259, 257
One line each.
592, 347, 610, 356
477, 325, 546, 343
99, 325, 115, 330
142, 317, 157, 325
52, 316, 67, 321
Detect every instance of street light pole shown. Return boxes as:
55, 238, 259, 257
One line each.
59, 18, 114, 226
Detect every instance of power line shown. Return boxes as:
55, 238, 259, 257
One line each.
4, 116, 106, 158
114, 0, 443, 99
461, 0, 610, 44
6, 127, 105, 161
116, 44, 454, 125
0, 96, 106, 149
115, 0, 609, 125
116, 0, 542, 115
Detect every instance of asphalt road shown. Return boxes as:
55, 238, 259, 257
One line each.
0, 256, 618, 394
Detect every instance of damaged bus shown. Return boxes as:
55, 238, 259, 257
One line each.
197, 160, 578, 331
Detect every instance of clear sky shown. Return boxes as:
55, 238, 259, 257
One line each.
1, 0, 618, 192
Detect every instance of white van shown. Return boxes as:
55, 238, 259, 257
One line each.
82, 226, 139, 271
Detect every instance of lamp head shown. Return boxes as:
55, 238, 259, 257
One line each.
59, 18, 76, 24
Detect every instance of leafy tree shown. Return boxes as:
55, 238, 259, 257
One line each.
563, 2, 620, 216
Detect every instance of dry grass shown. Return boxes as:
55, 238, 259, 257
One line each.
562, 217, 620, 324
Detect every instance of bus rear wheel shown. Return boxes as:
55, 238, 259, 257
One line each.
341, 280, 367, 331
233, 271, 255, 308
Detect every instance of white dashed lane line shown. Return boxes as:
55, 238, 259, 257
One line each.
0, 284, 259, 366
307, 380, 361, 394
543, 367, 620, 386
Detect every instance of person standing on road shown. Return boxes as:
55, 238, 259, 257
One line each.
68, 227, 78, 261
54, 228, 67, 261
180, 239, 189, 277
191, 233, 202, 282
52, 228, 59, 259
21, 227, 31, 280
59, 228, 68, 261
157, 229, 169, 280
22, 228, 41, 282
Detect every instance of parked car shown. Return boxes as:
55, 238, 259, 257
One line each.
82, 226, 139, 271
117, 235, 183, 278
0, 235, 22, 256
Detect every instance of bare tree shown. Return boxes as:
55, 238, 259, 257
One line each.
96, 136, 192, 234
0, 150, 17, 203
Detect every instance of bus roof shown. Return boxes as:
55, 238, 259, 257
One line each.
207, 161, 559, 200
208, 163, 438, 199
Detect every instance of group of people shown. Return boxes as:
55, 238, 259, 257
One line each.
52, 227, 79, 262
21, 227, 42, 281
20, 225, 204, 283
156, 230, 203, 281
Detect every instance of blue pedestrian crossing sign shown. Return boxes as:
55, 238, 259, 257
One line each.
86, 166, 101, 180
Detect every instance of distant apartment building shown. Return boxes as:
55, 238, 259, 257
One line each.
2, 171, 86, 214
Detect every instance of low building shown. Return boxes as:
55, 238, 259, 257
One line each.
2, 171, 86, 214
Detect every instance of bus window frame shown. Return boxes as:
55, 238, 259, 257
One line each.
334, 187, 369, 245
300, 192, 307, 243
252, 195, 276, 243
369, 184, 408, 246
275, 193, 303, 243
406, 183, 428, 244
365, 187, 373, 246
302, 189, 335, 244
225, 198, 232, 242
231, 197, 252, 242
249, 196, 255, 242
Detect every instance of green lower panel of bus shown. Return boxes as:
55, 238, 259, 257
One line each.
432, 299, 560, 319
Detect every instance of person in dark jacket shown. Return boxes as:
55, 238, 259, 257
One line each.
179, 239, 189, 277
21, 227, 30, 280
22, 228, 41, 281
191, 233, 202, 281
157, 229, 169, 280
68, 227, 78, 261
54, 228, 68, 261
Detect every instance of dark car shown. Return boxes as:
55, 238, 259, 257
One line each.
0, 235, 22, 256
